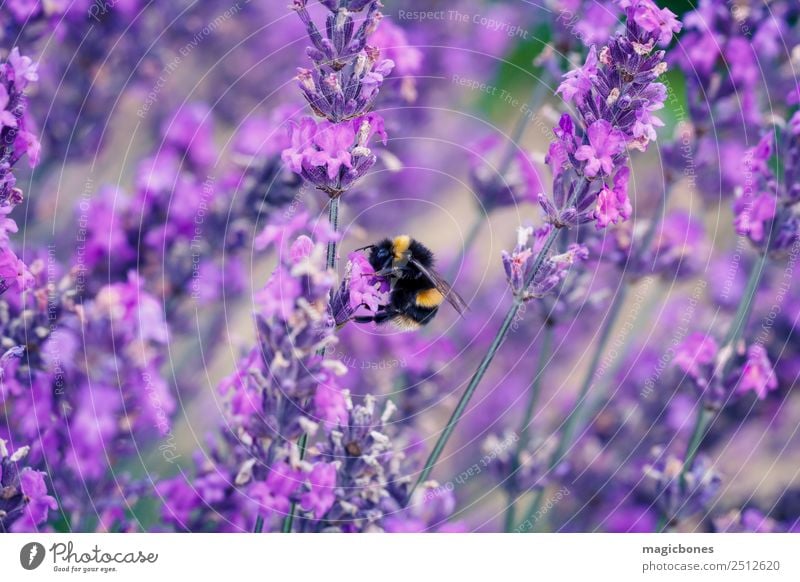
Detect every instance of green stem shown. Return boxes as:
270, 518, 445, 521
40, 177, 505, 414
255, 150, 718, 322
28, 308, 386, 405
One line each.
519, 285, 629, 531
722, 250, 768, 348
253, 516, 263, 533
651, 249, 770, 530
503, 322, 554, 532
680, 406, 713, 488
655, 514, 669, 533
405, 225, 562, 505
279, 198, 341, 533
281, 432, 309, 533
674, 249, 769, 499
326, 196, 341, 272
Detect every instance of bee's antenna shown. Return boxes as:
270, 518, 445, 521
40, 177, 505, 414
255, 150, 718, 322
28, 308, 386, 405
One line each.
353, 244, 374, 252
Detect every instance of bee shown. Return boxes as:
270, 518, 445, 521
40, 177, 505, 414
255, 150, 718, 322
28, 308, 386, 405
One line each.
354, 235, 468, 330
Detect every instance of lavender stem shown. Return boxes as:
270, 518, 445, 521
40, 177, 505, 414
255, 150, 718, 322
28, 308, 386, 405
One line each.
656, 248, 770, 531
405, 224, 562, 506
326, 196, 341, 271
517, 183, 673, 531
521, 283, 630, 530
503, 321, 554, 532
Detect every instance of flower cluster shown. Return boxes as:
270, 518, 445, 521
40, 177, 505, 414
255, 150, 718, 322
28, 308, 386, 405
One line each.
163, 221, 450, 531
502, 224, 588, 301
643, 447, 721, 525
0, 439, 57, 532
206, 229, 346, 529
671, 0, 799, 199
331, 251, 390, 326
77, 102, 304, 313
292, 0, 391, 122
7, 0, 800, 539
283, 0, 392, 200
0, 48, 39, 296
0, 48, 39, 203
733, 124, 800, 255
282, 114, 387, 197
541, 1, 676, 230
673, 332, 779, 403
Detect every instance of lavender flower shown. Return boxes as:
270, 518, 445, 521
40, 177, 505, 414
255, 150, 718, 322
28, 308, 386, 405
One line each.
673, 332, 718, 388
291, 0, 391, 123
737, 345, 778, 400
0, 439, 57, 532
331, 251, 390, 326
5, 0, 800, 538
644, 447, 721, 526
306, 394, 414, 532
0, 48, 39, 296
282, 114, 386, 197
540, 8, 673, 230
502, 225, 588, 301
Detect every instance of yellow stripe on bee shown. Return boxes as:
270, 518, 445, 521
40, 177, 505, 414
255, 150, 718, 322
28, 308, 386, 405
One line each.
416, 288, 444, 308
393, 235, 411, 259
392, 315, 422, 331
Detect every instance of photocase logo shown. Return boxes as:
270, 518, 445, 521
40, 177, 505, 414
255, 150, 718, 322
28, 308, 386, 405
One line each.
20, 542, 46, 570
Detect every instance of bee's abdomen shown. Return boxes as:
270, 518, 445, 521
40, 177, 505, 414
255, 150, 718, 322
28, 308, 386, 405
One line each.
415, 288, 444, 308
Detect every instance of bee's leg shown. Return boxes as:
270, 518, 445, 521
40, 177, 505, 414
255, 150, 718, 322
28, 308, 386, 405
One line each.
374, 267, 402, 277
353, 309, 395, 325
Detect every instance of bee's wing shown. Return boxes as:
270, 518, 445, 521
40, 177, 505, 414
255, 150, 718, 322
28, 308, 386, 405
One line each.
409, 258, 469, 316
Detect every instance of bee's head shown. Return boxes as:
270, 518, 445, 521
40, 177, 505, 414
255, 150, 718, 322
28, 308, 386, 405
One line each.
368, 239, 395, 272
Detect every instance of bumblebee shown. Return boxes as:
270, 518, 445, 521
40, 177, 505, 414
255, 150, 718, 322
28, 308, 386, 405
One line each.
355, 235, 467, 330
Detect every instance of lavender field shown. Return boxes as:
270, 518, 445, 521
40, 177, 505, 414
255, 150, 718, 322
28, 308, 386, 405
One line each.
1, 0, 799, 535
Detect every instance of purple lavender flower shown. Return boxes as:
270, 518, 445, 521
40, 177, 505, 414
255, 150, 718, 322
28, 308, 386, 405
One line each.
291, 0, 390, 122
734, 193, 777, 244
556, 47, 598, 105
250, 462, 302, 522
619, 0, 681, 46
593, 166, 631, 228
574, 120, 626, 178
0, 439, 57, 532
369, 19, 423, 103
0, 48, 39, 219
738, 345, 778, 400
299, 462, 337, 520
331, 251, 390, 326
673, 332, 718, 387
644, 447, 721, 525
502, 225, 589, 301
540, 9, 672, 230
307, 394, 423, 532
0, 244, 32, 295
282, 115, 385, 197
210, 224, 354, 529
